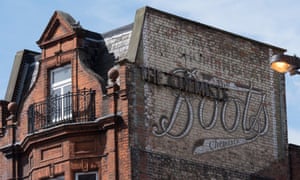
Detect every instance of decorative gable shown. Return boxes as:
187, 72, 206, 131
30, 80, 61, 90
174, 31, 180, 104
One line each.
45, 20, 69, 41
37, 11, 79, 47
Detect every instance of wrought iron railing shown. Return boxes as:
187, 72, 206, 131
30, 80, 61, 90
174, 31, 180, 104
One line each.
28, 88, 96, 133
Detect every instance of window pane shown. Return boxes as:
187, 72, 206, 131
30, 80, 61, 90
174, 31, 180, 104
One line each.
63, 85, 72, 119
50, 65, 72, 122
78, 174, 96, 180
63, 84, 72, 94
76, 172, 97, 180
52, 88, 61, 97
52, 65, 71, 84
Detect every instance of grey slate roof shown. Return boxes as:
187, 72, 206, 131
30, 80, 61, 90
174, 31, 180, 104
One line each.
56, 10, 77, 26
5, 50, 40, 103
103, 23, 133, 38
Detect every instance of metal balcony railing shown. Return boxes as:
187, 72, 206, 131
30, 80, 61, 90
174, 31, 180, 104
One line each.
28, 88, 96, 133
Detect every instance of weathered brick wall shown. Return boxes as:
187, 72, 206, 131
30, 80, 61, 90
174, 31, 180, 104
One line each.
0, 157, 9, 180
131, 148, 274, 180
0, 101, 9, 179
0, 100, 9, 137
289, 144, 300, 179
129, 7, 289, 179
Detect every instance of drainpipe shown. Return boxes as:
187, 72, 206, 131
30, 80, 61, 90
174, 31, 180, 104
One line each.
108, 68, 120, 180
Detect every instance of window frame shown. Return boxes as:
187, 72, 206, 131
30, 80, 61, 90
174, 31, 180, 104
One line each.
49, 64, 72, 122
50, 64, 72, 92
75, 171, 98, 180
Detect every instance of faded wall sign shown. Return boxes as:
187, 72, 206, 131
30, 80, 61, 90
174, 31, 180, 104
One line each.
140, 66, 269, 154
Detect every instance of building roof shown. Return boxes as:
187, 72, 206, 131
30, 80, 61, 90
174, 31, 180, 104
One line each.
36, 11, 80, 46
55, 10, 77, 27
5, 50, 40, 103
103, 23, 133, 38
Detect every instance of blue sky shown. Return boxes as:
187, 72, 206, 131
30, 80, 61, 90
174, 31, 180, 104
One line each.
1, 0, 300, 144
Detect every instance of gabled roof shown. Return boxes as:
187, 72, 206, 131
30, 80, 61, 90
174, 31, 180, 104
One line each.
37, 11, 81, 47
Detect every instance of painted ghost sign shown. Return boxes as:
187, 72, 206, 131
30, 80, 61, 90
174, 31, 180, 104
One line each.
133, 9, 287, 174
140, 66, 269, 154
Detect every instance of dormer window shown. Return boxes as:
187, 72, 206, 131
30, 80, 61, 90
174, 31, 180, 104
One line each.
50, 64, 72, 122
28, 62, 95, 132
27, 11, 96, 134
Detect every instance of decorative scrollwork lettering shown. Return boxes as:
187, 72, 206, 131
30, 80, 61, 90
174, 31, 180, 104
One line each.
221, 97, 241, 132
152, 94, 193, 139
198, 98, 218, 130
146, 67, 269, 150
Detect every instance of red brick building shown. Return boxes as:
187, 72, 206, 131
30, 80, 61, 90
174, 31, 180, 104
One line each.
0, 6, 299, 180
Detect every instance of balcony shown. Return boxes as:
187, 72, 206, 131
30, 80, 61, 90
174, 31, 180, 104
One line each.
28, 89, 96, 133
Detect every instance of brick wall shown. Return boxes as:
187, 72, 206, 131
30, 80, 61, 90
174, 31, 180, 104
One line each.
289, 144, 300, 179
132, 148, 275, 180
0, 7, 292, 180
0, 101, 10, 179
0, 101, 9, 137
128, 7, 289, 179
0, 10, 133, 179
103, 27, 133, 180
